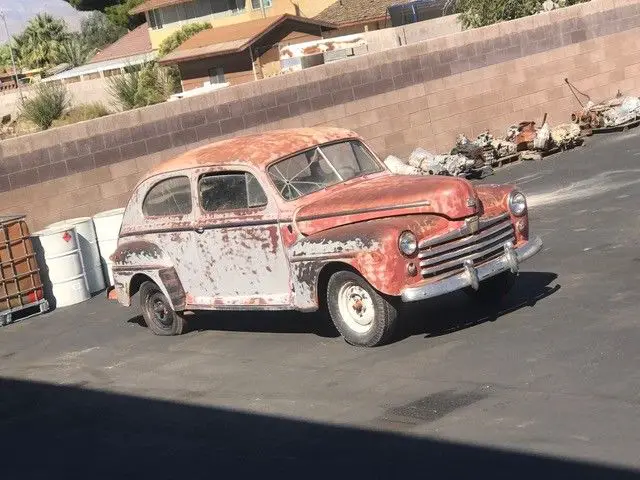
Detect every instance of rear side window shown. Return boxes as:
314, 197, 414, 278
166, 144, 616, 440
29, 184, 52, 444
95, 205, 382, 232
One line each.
199, 172, 268, 212
142, 176, 192, 217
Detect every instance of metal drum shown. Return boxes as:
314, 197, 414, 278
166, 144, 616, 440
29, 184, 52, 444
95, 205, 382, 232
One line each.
34, 226, 89, 308
46, 217, 106, 294
93, 208, 125, 286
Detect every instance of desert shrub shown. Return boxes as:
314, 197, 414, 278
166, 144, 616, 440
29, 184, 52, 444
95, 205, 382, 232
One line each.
51, 102, 110, 127
108, 62, 170, 110
452, 0, 590, 29
158, 22, 211, 56
20, 82, 70, 130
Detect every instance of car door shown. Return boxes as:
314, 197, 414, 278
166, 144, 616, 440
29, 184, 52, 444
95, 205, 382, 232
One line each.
136, 173, 201, 303
191, 167, 291, 308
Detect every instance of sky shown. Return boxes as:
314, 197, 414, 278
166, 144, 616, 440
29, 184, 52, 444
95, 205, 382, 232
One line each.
0, 0, 88, 38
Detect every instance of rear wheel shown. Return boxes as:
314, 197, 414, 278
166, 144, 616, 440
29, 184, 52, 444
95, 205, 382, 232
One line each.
140, 281, 185, 336
326, 271, 398, 347
465, 271, 516, 302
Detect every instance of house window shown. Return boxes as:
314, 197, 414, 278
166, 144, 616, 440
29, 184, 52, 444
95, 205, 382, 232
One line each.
208, 66, 225, 84
148, 9, 163, 29
251, 0, 273, 10
162, 5, 179, 24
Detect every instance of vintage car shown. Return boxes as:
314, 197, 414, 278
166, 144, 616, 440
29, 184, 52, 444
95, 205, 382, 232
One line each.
111, 127, 542, 347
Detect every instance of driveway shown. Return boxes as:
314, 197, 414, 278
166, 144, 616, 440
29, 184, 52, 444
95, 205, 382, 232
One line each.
1, 130, 640, 478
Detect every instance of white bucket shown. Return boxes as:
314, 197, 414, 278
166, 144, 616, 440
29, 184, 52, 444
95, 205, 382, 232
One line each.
34, 226, 90, 308
46, 217, 106, 294
93, 208, 125, 286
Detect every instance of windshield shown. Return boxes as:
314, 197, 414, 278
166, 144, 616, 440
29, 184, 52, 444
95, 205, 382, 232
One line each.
267, 140, 383, 200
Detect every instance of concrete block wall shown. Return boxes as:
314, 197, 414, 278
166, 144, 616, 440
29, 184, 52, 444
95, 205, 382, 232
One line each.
359, 14, 463, 54
1, 0, 640, 231
0, 77, 115, 119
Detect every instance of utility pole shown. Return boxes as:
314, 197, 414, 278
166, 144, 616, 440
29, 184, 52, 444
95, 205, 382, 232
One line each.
0, 10, 24, 104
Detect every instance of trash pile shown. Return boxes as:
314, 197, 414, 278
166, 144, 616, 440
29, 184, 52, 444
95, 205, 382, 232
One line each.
385, 82, 639, 179
384, 129, 520, 178
551, 123, 582, 148
454, 131, 517, 163
384, 116, 584, 177
570, 92, 640, 131
384, 149, 483, 178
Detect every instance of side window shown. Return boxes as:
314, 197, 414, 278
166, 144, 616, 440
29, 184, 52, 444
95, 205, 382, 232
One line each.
142, 176, 192, 217
199, 172, 268, 212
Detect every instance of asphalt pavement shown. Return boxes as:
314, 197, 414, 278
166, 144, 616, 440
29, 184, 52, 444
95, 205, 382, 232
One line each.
1, 130, 640, 478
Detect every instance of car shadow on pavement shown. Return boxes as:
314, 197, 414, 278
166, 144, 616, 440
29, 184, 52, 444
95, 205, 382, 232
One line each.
128, 310, 341, 339
1, 376, 638, 479
400, 271, 560, 340
128, 272, 559, 344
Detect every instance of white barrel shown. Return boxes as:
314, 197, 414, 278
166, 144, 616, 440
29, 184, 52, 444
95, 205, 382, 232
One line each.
34, 226, 90, 308
93, 208, 125, 286
46, 217, 106, 294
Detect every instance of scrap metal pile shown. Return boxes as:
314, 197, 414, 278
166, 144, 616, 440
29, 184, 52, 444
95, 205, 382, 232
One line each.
385, 82, 640, 179
385, 119, 582, 178
571, 94, 640, 131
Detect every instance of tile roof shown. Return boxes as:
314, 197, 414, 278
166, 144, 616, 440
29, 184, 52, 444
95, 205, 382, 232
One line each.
131, 0, 193, 15
89, 23, 154, 64
159, 14, 335, 65
315, 0, 407, 25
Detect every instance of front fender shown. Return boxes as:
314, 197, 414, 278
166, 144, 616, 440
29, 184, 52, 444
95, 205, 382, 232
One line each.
288, 215, 447, 309
475, 184, 529, 243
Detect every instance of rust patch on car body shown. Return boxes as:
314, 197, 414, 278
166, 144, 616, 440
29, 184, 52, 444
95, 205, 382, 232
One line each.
111, 240, 164, 265
142, 128, 358, 183
112, 127, 535, 316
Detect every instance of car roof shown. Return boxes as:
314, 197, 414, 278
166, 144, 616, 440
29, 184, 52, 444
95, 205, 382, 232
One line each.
143, 127, 359, 181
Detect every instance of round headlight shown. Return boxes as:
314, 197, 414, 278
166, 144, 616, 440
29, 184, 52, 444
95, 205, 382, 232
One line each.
508, 191, 527, 216
399, 231, 418, 256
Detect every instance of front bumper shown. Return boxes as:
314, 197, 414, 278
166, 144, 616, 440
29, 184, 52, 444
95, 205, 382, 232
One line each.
400, 236, 543, 303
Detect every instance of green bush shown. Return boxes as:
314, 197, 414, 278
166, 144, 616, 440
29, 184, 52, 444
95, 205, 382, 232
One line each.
108, 62, 170, 110
158, 22, 211, 94
51, 102, 110, 127
453, 0, 590, 29
20, 82, 70, 130
158, 22, 211, 56
107, 69, 139, 110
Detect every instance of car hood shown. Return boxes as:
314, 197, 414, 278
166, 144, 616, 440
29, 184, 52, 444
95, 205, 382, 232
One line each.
294, 175, 478, 236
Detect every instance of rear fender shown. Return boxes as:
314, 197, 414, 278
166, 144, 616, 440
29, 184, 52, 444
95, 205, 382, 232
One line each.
112, 240, 186, 311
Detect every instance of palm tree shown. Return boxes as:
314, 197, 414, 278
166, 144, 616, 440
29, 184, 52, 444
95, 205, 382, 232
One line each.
13, 14, 70, 69
57, 35, 95, 68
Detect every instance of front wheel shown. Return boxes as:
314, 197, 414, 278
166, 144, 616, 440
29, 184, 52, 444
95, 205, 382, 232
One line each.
327, 271, 398, 347
140, 281, 186, 336
465, 271, 516, 303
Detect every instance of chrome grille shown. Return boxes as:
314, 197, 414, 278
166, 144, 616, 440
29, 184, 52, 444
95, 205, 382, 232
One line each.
419, 213, 515, 278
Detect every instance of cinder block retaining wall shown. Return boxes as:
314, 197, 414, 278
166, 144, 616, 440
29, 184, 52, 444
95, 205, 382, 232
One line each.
1, 0, 640, 230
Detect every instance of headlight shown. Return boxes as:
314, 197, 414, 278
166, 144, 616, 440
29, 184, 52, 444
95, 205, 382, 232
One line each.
398, 231, 418, 256
508, 191, 527, 216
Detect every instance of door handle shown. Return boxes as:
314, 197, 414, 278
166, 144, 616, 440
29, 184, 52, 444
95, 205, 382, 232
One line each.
195, 227, 204, 234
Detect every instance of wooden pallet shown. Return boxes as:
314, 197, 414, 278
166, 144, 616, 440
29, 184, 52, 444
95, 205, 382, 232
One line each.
0, 299, 49, 327
490, 153, 521, 168
542, 146, 561, 158
591, 117, 640, 134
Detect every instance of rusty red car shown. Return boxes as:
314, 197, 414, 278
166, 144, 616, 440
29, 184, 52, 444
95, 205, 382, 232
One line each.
111, 127, 542, 347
